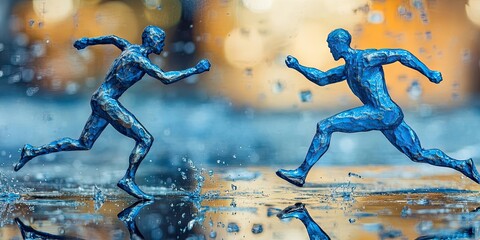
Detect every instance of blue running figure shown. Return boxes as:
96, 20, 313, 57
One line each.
14, 26, 211, 200
276, 28, 480, 187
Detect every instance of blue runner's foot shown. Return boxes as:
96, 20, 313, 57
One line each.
118, 200, 153, 222
276, 169, 305, 187
117, 178, 154, 200
14, 144, 35, 172
460, 159, 480, 184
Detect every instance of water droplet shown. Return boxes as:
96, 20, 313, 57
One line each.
7, 73, 22, 84
244, 68, 253, 77
209, 230, 217, 238
22, 68, 35, 82
425, 31, 432, 40
416, 220, 433, 232
272, 81, 284, 93
217, 160, 221, 164
231, 184, 237, 191
187, 219, 196, 231
401, 206, 412, 218
28, 19, 35, 27
267, 207, 281, 217
65, 82, 79, 95
407, 80, 422, 100
251, 224, 263, 234
462, 49, 471, 62
208, 170, 214, 177
299, 90, 312, 102
227, 222, 240, 232
31, 42, 46, 57
14, 34, 28, 47
349, 218, 356, 223
183, 41, 195, 54
397, 6, 412, 21
368, 10, 384, 24
26, 87, 39, 96
348, 172, 362, 178
93, 185, 106, 211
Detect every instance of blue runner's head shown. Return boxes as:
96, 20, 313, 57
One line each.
327, 28, 352, 61
142, 25, 166, 54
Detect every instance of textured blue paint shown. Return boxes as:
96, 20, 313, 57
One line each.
14, 26, 211, 200
277, 28, 480, 187
277, 203, 330, 240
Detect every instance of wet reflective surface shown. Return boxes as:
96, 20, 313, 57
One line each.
1, 164, 480, 239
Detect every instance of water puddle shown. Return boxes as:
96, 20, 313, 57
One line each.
0, 165, 479, 239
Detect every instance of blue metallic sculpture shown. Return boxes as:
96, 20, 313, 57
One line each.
277, 28, 480, 187
277, 203, 330, 240
118, 200, 153, 240
14, 25, 211, 200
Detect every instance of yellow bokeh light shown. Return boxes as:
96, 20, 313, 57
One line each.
466, 0, 480, 27
241, 0, 273, 13
144, 0, 182, 29
224, 28, 265, 68
32, 0, 76, 23
95, 2, 139, 42
288, 23, 336, 68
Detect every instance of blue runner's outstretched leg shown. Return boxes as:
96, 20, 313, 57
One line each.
14, 114, 108, 171
95, 99, 155, 200
382, 121, 480, 183
277, 106, 402, 187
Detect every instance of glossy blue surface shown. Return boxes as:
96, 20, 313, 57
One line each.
277, 28, 480, 187
15, 217, 83, 240
13, 26, 211, 200
277, 203, 330, 240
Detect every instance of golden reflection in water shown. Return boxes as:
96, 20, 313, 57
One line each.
0, 166, 479, 239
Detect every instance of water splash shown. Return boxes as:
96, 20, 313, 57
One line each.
251, 224, 263, 234
227, 222, 240, 233
0, 172, 21, 227
299, 90, 312, 102
93, 185, 106, 212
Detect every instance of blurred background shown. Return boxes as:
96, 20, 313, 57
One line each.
1, 1, 480, 239
0, 0, 479, 108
